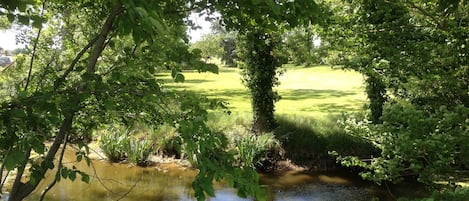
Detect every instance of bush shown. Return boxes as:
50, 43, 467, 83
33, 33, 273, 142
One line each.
398, 187, 469, 201
336, 102, 469, 186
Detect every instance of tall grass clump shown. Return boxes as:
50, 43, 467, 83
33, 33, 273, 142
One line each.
125, 137, 154, 166
99, 126, 128, 162
99, 124, 155, 166
226, 126, 284, 172
150, 123, 184, 158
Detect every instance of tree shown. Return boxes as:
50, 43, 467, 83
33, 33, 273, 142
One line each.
331, 0, 469, 188
190, 34, 223, 61
283, 25, 320, 66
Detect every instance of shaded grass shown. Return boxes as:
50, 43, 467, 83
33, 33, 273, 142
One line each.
273, 114, 377, 169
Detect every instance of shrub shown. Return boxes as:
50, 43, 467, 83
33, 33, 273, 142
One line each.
336, 102, 469, 186
398, 187, 469, 201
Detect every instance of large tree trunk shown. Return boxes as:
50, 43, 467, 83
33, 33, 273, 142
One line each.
243, 31, 281, 133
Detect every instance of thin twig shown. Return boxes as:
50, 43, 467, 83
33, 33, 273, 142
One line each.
116, 176, 142, 201
384, 181, 397, 200
0, 171, 10, 194
39, 131, 70, 201
24, 1, 47, 91
89, 160, 120, 195
56, 35, 99, 86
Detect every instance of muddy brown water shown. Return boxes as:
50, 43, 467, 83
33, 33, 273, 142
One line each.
16, 150, 424, 201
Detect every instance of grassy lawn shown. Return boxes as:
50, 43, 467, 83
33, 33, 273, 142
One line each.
162, 65, 367, 117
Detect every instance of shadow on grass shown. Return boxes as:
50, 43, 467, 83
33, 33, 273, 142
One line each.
273, 115, 378, 170
301, 103, 364, 114
280, 89, 359, 100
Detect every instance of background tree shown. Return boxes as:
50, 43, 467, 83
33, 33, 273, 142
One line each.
190, 34, 223, 61
282, 25, 326, 66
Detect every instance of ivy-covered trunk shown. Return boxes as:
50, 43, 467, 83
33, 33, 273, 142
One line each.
365, 73, 387, 124
241, 30, 282, 133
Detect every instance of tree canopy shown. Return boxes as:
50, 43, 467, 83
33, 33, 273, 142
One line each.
0, 1, 327, 201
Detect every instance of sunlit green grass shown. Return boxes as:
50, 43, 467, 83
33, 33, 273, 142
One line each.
162, 65, 367, 116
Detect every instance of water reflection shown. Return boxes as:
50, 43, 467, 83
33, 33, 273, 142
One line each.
24, 151, 395, 201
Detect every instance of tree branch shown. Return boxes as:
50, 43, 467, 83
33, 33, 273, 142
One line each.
8, 114, 74, 201
58, 35, 99, 83
404, 1, 447, 31
87, 4, 124, 73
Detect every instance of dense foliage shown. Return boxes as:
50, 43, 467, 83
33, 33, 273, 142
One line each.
328, 0, 469, 194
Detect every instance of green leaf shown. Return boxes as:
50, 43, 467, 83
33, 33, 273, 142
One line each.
61, 167, 69, 178
134, 7, 148, 18
251, 0, 262, 5
7, 14, 15, 23
4, 148, 26, 170
31, 139, 45, 154
18, 15, 29, 25
80, 172, 90, 183
69, 171, 77, 181
55, 171, 61, 182
77, 153, 83, 162
31, 16, 44, 29
85, 156, 91, 166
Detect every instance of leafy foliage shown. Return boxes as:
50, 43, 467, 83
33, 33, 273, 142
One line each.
398, 187, 469, 201
337, 103, 469, 185
200, 0, 324, 133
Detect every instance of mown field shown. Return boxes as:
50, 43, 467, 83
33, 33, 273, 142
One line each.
163, 65, 367, 117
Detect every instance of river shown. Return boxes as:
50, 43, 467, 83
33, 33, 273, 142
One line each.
11, 149, 424, 201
